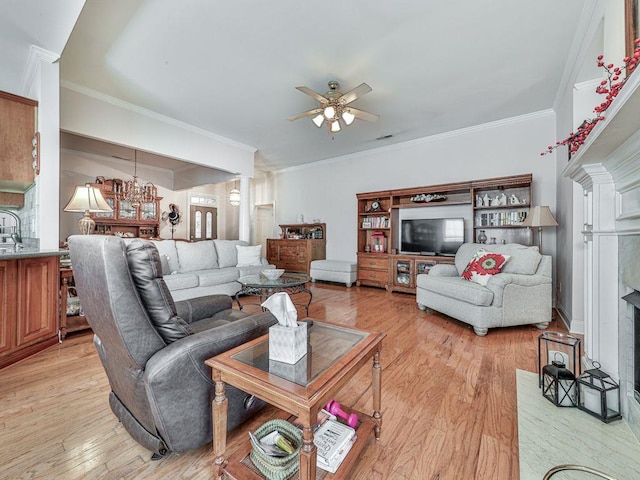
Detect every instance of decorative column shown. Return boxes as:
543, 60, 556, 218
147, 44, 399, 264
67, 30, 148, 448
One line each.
239, 176, 250, 243
576, 163, 619, 379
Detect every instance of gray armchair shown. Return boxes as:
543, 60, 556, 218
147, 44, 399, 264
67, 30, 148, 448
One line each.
68, 235, 277, 457
416, 243, 552, 336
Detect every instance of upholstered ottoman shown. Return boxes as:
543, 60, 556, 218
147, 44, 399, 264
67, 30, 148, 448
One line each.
310, 260, 357, 287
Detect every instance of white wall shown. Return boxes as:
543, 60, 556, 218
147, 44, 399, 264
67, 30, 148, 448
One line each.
60, 84, 257, 178
553, 0, 626, 332
20, 48, 63, 250
272, 111, 558, 268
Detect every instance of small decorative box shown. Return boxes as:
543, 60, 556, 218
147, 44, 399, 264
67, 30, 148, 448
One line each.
269, 322, 308, 364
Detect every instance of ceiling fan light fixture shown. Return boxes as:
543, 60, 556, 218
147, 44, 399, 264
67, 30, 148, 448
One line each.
288, 81, 378, 134
323, 105, 336, 119
312, 114, 325, 127
342, 110, 355, 126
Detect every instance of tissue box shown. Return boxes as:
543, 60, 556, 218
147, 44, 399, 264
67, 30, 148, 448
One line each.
269, 357, 308, 384
269, 322, 308, 364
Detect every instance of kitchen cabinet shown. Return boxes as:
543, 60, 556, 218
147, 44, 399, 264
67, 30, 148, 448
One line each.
0, 91, 38, 207
0, 255, 59, 370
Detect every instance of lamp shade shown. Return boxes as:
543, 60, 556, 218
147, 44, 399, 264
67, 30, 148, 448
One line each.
64, 185, 112, 213
64, 185, 112, 235
522, 206, 558, 228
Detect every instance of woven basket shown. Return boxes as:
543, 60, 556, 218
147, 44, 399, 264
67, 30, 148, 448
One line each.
250, 419, 302, 480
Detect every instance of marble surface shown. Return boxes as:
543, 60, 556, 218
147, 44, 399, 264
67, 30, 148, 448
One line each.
517, 369, 640, 480
0, 248, 66, 260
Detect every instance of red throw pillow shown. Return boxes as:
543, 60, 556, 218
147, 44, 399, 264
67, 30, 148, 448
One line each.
461, 249, 511, 286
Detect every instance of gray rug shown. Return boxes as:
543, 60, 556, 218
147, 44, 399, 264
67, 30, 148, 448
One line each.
517, 369, 640, 480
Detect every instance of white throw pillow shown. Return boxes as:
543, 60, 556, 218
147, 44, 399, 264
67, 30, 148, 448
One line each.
236, 245, 262, 267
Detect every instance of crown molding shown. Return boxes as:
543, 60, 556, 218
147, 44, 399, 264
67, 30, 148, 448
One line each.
60, 80, 257, 153
277, 109, 555, 174
20, 45, 60, 97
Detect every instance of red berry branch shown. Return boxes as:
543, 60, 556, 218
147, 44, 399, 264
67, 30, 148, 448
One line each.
542, 38, 640, 157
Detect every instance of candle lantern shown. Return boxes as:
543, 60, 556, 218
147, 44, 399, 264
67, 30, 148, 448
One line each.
576, 362, 622, 423
542, 357, 577, 407
538, 331, 580, 388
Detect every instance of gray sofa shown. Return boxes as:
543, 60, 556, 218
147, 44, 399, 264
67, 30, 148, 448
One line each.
416, 243, 552, 336
68, 235, 278, 456
150, 239, 274, 301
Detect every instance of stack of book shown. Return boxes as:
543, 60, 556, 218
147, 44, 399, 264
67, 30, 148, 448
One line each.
313, 419, 357, 474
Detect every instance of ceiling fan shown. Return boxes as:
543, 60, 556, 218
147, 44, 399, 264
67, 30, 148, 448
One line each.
287, 81, 379, 133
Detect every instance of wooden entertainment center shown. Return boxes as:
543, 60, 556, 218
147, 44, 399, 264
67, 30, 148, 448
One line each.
356, 174, 533, 293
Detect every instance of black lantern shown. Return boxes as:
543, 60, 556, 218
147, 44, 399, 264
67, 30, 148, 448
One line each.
538, 332, 581, 388
576, 362, 622, 423
542, 358, 577, 407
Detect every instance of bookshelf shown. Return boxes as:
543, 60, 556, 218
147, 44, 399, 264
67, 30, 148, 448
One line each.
356, 174, 533, 293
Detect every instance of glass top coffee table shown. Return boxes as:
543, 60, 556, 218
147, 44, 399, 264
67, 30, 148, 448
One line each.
205, 320, 385, 480
235, 272, 312, 315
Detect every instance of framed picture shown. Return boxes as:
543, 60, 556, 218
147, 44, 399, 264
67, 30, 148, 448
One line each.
626, 0, 639, 58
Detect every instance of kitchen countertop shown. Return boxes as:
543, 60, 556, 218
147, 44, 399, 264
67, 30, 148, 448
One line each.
0, 248, 67, 260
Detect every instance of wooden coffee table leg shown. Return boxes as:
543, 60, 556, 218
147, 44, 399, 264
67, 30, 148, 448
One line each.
212, 370, 228, 480
372, 348, 382, 440
298, 421, 317, 480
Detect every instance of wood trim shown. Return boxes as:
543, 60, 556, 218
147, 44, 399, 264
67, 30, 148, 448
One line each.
626, 0, 639, 59
0, 90, 38, 107
0, 192, 25, 208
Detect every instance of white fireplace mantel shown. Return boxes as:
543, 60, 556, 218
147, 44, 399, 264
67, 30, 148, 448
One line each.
563, 69, 640, 440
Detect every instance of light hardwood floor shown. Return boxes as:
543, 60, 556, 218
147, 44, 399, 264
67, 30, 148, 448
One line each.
0, 283, 566, 480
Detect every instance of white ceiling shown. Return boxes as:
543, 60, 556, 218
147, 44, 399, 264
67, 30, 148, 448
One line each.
4, 0, 588, 173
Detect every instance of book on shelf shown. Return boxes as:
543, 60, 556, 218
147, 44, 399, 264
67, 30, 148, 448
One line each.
317, 433, 357, 474
313, 419, 356, 472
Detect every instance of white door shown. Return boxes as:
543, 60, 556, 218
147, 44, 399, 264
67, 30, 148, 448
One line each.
255, 204, 274, 256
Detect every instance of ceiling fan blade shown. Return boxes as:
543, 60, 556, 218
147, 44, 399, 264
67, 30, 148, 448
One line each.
346, 107, 379, 123
287, 107, 323, 122
295, 86, 328, 104
339, 83, 372, 105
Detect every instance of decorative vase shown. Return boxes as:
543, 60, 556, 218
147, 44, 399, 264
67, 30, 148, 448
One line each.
477, 230, 487, 244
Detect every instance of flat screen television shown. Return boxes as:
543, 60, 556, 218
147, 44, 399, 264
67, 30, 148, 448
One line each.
400, 218, 465, 256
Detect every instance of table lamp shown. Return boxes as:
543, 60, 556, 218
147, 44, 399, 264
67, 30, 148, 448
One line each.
522, 205, 558, 254
64, 184, 113, 234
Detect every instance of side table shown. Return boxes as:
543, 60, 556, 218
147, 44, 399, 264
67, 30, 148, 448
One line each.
59, 267, 91, 341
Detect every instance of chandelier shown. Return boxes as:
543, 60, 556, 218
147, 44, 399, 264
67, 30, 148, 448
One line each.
229, 179, 240, 206
117, 151, 156, 208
